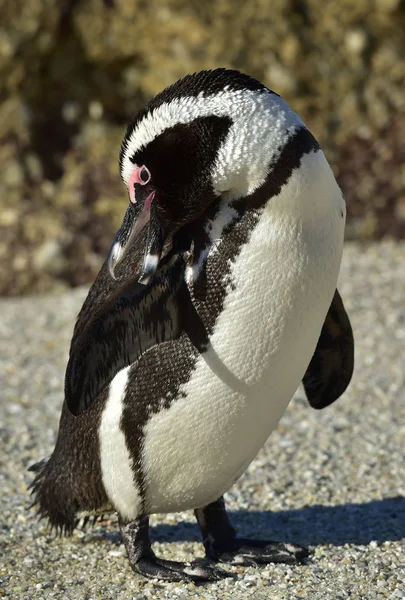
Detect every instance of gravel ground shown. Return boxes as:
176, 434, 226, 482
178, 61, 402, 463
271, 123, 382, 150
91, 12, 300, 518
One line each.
1, 241, 405, 600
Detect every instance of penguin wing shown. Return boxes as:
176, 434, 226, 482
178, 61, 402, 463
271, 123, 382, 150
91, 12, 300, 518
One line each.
302, 289, 354, 409
65, 250, 208, 416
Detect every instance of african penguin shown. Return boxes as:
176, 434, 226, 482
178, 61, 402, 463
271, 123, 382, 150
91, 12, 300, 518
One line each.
30, 68, 354, 582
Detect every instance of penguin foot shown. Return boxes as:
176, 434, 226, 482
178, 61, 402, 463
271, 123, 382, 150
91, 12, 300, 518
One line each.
119, 514, 234, 582
208, 538, 309, 566
195, 497, 308, 567
132, 556, 235, 582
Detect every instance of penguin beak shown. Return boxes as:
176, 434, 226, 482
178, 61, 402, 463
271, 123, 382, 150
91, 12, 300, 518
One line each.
107, 189, 163, 285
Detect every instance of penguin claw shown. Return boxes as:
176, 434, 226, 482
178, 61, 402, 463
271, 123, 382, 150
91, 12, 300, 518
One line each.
213, 539, 309, 566
181, 557, 236, 581
132, 556, 235, 582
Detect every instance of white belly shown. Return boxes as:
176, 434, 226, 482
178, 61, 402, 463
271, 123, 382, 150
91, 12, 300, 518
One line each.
142, 150, 346, 514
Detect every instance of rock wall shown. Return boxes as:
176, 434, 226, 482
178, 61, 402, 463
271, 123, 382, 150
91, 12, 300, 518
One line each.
0, 0, 404, 295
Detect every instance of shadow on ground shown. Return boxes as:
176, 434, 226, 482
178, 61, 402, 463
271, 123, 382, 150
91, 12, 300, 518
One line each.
149, 496, 405, 548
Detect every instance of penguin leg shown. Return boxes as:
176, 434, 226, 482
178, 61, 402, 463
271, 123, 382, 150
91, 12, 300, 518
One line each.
119, 515, 234, 582
195, 497, 309, 566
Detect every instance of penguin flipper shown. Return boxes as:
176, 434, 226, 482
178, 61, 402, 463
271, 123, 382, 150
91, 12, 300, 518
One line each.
302, 288, 354, 409
65, 251, 208, 417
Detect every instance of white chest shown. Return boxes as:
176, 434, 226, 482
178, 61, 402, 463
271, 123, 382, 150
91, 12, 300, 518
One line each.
141, 150, 345, 514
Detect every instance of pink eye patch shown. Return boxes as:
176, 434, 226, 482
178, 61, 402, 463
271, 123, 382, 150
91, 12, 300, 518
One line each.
128, 165, 151, 204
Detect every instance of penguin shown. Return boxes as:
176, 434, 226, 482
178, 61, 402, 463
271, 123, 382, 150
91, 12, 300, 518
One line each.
29, 68, 354, 582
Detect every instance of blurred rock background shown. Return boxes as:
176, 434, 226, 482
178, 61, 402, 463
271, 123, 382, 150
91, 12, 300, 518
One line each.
0, 0, 404, 296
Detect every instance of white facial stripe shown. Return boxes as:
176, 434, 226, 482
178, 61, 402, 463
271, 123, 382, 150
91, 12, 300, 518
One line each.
121, 89, 304, 199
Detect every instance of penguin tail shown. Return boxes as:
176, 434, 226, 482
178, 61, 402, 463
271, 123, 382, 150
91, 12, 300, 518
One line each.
28, 456, 78, 536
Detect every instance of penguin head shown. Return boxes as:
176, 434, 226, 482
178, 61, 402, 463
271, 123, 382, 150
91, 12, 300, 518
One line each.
108, 68, 302, 283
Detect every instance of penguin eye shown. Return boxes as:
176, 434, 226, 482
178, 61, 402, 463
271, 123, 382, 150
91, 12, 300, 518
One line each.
139, 166, 151, 184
